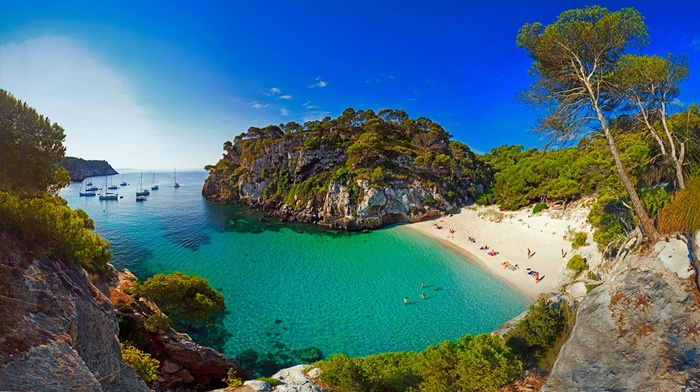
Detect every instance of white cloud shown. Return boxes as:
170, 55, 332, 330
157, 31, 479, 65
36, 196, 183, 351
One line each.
308, 77, 328, 88
279, 95, 293, 100
250, 101, 268, 109
269, 87, 282, 95
0, 36, 168, 169
281, 108, 290, 116
302, 101, 318, 109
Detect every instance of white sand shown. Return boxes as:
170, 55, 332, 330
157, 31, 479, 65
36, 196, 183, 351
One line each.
404, 203, 599, 301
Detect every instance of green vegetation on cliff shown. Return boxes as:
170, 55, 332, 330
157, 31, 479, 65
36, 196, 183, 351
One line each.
0, 89, 112, 276
204, 108, 488, 219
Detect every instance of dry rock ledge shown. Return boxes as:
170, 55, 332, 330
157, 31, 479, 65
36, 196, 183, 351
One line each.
544, 236, 700, 391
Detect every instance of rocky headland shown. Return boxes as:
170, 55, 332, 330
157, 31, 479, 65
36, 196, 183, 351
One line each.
59, 156, 118, 182
202, 110, 487, 230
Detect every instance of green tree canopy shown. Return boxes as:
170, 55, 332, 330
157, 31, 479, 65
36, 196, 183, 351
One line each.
0, 89, 69, 197
517, 6, 661, 243
140, 271, 225, 326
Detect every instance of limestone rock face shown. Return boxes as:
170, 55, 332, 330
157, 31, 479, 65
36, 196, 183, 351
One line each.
0, 235, 148, 392
271, 365, 327, 392
202, 135, 477, 230
544, 239, 700, 391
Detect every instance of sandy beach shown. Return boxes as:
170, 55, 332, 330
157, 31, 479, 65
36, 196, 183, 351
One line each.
404, 203, 599, 300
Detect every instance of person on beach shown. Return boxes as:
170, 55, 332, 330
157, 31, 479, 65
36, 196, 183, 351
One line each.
527, 248, 531, 259
562, 249, 565, 258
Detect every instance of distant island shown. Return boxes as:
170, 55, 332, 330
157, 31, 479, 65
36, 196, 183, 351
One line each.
58, 156, 118, 182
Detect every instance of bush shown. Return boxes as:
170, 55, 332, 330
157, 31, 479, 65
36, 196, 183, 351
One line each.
140, 272, 225, 326
0, 192, 112, 276
504, 298, 576, 370
226, 368, 243, 387
571, 231, 589, 249
566, 254, 587, 277
532, 202, 548, 214
475, 191, 495, 206
121, 344, 159, 383
257, 376, 281, 386
659, 176, 700, 234
317, 333, 522, 392
144, 314, 173, 333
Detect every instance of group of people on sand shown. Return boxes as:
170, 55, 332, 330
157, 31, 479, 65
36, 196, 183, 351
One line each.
501, 261, 520, 271
526, 268, 541, 283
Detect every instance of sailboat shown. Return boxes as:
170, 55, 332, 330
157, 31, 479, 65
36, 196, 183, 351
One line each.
136, 173, 150, 197
173, 168, 180, 188
151, 172, 159, 190
86, 178, 99, 192
79, 179, 96, 197
99, 175, 118, 200
108, 175, 118, 190
120, 174, 127, 186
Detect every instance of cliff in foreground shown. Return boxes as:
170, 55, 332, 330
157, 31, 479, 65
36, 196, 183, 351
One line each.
203, 109, 487, 230
544, 236, 700, 391
0, 234, 148, 391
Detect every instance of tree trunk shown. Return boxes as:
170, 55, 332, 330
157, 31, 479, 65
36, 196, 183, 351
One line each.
602, 127, 662, 244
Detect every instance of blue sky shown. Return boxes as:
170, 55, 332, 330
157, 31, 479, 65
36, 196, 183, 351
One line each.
1, 1, 699, 170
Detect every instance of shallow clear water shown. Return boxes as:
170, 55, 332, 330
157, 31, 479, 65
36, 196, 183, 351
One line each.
60, 170, 529, 363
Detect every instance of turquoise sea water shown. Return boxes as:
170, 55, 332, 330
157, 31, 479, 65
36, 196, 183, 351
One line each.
60, 170, 529, 367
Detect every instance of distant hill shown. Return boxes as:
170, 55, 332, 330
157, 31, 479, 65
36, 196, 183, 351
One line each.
58, 157, 118, 182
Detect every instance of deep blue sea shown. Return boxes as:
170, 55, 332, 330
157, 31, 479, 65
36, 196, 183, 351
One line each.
60, 169, 529, 369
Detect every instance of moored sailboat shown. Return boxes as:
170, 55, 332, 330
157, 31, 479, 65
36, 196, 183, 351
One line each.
136, 173, 150, 197
173, 168, 180, 188
79, 179, 96, 197
108, 175, 118, 190
100, 175, 118, 200
151, 172, 159, 190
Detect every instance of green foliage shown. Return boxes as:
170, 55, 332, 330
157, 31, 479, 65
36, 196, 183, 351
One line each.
505, 298, 576, 370
140, 272, 225, 326
571, 232, 589, 249
659, 176, 700, 234
317, 333, 521, 392
257, 376, 281, 386
475, 190, 495, 206
0, 89, 69, 197
226, 368, 243, 387
532, 203, 548, 214
639, 187, 670, 217
121, 344, 159, 383
0, 191, 112, 275
566, 255, 588, 277
143, 314, 173, 333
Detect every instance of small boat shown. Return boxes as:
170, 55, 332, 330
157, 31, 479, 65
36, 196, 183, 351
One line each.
79, 179, 96, 197
136, 173, 150, 196
108, 175, 118, 190
86, 178, 99, 192
119, 174, 127, 186
99, 175, 118, 200
151, 172, 159, 190
173, 168, 180, 188
136, 195, 147, 202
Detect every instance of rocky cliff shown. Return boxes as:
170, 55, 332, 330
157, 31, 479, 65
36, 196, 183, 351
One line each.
203, 112, 486, 230
59, 156, 118, 182
0, 234, 148, 391
543, 237, 700, 391
109, 270, 247, 391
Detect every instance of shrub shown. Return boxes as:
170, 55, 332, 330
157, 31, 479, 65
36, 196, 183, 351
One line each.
505, 298, 576, 370
571, 231, 589, 249
144, 314, 173, 333
566, 255, 587, 277
121, 344, 159, 383
257, 376, 281, 386
226, 368, 243, 387
475, 191, 495, 206
532, 202, 548, 214
659, 176, 700, 234
140, 272, 225, 326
